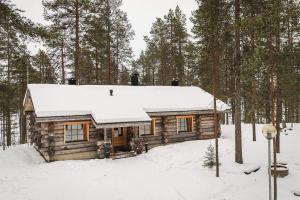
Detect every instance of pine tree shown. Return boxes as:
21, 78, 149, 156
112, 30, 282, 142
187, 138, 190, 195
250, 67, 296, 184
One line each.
43, 0, 91, 84
0, 0, 43, 147
82, 0, 134, 84
44, 21, 69, 84
137, 6, 189, 86
203, 143, 216, 168
234, 0, 243, 164
32, 50, 56, 84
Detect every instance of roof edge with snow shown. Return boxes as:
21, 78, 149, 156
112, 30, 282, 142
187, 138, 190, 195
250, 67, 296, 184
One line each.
24, 84, 231, 124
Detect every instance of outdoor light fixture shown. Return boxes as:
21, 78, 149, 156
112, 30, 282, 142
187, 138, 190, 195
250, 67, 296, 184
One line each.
262, 124, 277, 200
262, 124, 277, 139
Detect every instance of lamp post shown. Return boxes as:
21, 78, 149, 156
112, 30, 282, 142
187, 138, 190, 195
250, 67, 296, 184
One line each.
262, 124, 277, 200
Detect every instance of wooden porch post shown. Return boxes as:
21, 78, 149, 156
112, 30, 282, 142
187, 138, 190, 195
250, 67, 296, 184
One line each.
104, 128, 107, 141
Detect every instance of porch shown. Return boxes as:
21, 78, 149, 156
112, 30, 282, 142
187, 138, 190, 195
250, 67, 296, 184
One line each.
97, 122, 156, 158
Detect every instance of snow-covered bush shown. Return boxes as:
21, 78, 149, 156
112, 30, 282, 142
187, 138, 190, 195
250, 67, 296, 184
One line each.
130, 138, 145, 154
203, 143, 216, 168
103, 142, 111, 158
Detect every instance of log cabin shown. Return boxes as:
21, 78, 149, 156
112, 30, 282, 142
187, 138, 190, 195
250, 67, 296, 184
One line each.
23, 79, 230, 161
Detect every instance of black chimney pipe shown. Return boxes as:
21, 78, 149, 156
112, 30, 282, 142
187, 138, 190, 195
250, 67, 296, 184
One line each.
68, 78, 77, 85
171, 79, 179, 86
131, 73, 139, 86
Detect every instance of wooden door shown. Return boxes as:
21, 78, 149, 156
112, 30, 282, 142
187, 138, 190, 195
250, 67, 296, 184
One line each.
112, 127, 127, 148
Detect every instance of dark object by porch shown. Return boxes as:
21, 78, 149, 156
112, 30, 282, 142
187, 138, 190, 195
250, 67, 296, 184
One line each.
131, 73, 139, 86
271, 164, 289, 178
244, 166, 261, 175
130, 138, 145, 154
68, 78, 76, 85
97, 142, 112, 159
171, 79, 179, 86
293, 191, 300, 197
103, 143, 111, 158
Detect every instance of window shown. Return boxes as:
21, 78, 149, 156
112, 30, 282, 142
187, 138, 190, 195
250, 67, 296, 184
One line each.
177, 116, 193, 133
139, 124, 151, 135
114, 128, 124, 137
64, 122, 89, 143
139, 119, 156, 136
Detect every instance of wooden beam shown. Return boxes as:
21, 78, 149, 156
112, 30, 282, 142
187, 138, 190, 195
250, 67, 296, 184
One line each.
96, 121, 150, 129
104, 128, 107, 141
148, 110, 228, 117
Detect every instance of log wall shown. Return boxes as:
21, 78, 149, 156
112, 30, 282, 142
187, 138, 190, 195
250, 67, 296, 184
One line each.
34, 121, 101, 161
143, 113, 221, 148
30, 112, 222, 161
199, 114, 221, 139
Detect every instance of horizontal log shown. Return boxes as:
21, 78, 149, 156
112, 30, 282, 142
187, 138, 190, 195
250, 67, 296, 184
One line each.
42, 139, 97, 148
167, 132, 198, 139
36, 115, 92, 123
165, 131, 177, 136
140, 134, 161, 139
146, 140, 163, 145
200, 121, 214, 125
199, 135, 215, 140
54, 146, 98, 155
53, 143, 97, 151
142, 138, 163, 144
41, 136, 100, 146
148, 110, 227, 117
96, 121, 151, 129
167, 136, 198, 143
201, 131, 220, 136
201, 128, 215, 132
53, 151, 97, 161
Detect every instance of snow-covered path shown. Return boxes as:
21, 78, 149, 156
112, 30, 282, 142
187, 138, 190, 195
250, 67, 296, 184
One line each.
0, 124, 299, 200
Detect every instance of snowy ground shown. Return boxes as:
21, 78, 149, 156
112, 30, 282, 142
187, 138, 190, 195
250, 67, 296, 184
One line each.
0, 124, 299, 200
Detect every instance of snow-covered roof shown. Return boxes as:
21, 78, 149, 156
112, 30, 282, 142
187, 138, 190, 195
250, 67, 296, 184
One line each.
25, 84, 230, 124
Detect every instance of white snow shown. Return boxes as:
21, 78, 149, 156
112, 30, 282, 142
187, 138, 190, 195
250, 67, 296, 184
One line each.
26, 84, 230, 124
1, 124, 299, 200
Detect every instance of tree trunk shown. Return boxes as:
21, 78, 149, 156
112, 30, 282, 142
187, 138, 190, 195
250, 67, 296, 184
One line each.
1, 111, 5, 150
106, 0, 112, 84
178, 40, 183, 84
251, 80, 256, 141
95, 47, 99, 84
20, 109, 27, 144
116, 30, 119, 84
212, 49, 220, 177
61, 39, 65, 84
276, 90, 282, 153
74, 0, 80, 84
234, 0, 243, 164
6, 108, 11, 147
275, 1, 281, 154
271, 73, 278, 200
250, 1, 256, 141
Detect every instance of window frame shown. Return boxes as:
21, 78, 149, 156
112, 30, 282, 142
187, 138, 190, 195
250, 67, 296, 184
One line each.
113, 127, 124, 137
139, 118, 156, 136
176, 116, 193, 134
63, 121, 90, 144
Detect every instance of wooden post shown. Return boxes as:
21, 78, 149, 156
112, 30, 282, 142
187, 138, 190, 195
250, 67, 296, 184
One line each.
213, 90, 219, 177
104, 128, 107, 141
252, 80, 256, 141
271, 74, 277, 200
212, 50, 219, 177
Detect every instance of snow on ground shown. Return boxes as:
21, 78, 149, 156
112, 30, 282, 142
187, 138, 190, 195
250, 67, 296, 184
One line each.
0, 124, 299, 200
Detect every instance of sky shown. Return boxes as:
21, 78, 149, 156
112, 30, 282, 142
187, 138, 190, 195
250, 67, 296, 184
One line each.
10, 0, 198, 58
